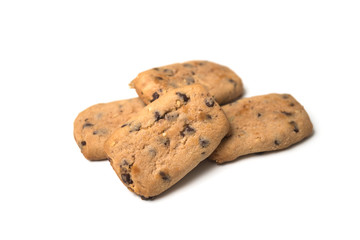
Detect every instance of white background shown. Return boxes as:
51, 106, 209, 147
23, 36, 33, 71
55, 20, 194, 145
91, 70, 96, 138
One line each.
1, 0, 359, 239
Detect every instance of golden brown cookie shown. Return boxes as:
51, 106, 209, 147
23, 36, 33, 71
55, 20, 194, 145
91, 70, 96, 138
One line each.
74, 98, 145, 160
209, 93, 313, 164
130, 60, 243, 105
104, 84, 230, 199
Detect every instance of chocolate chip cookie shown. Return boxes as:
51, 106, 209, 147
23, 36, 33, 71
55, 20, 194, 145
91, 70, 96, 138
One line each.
209, 93, 313, 164
104, 84, 230, 198
130, 60, 243, 105
74, 98, 145, 160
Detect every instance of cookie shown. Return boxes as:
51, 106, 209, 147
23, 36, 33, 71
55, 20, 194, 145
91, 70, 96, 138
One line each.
73, 98, 145, 160
104, 84, 230, 198
209, 93, 313, 164
130, 60, 243, 105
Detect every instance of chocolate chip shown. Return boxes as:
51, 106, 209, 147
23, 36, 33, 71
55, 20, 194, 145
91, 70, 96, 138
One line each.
257, 113, 262, 117
206, 114, 212, 120
282, 94, 290, 99
176, 92, 190, 102
121, 123, 128, 128
121, 159, 129, 166
289, 103, 295, 107
180, 124, 196, 137
155, 76, 163, 80
93, 128, 108, 135
159, 171, 171, 181
165, 112, 179, 121
150, 92, 160, 102
81, 141, 86, 146
281, 111, 293, 116
199, 138, 210, 148
205, 97, 215, 107
120, 159, 134, 184
228, 78, 237, 88
201, 152, 206, 155
159, 137, 170, 147
149, 148, 157, 157
129, 123, 141, 132
183, 63, 193, 68
82, 123, 94, 129
121, 173, 133, 185
153, 67, 160, 71
274, 140, 280, 145
289, 121, 299, 133
154, 111, 161, 121
191, 71, 195, 75
163, 68, 174, 76
185, 77, 195, 85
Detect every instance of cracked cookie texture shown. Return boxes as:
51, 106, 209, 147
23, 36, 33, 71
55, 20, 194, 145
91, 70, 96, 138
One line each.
104, 84, 230, 198
73, 98, 145, 160
130, 60, 243, 105
209, 93, 313, 164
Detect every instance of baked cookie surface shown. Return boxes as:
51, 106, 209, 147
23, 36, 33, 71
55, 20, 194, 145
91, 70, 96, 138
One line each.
105, 84, 230, 198
209, 93, 313, 164
74, 98, 145, 160
130, 60, 243, 105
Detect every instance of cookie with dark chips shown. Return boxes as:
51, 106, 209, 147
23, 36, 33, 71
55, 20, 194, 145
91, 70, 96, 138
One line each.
74, 98, 145, 160
105, 84, 229, 198
130, 60, 243, 105
209, 93, 313, 164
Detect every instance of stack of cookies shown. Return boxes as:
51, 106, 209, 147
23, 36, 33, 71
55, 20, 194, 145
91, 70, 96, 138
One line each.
74, 60, 313, 199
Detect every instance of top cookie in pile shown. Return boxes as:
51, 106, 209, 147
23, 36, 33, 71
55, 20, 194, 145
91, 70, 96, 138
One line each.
130, 60, 244, 105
